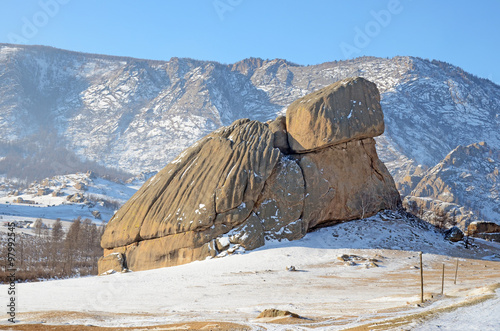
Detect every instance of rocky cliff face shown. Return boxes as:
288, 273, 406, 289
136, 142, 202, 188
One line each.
403, 142, 500, 230
98, 77, 400, 273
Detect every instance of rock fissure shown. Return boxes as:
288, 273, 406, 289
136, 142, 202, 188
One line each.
99, 77, 401, 273
291, 158, 307, 223
361, 139, 385, 181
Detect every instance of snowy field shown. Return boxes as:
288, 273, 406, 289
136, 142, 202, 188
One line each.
411, 287, 500, 330
1, 212, 499, 330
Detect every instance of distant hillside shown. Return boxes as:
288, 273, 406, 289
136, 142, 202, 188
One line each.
403, 142, 500, 228
0, 171, 137, 222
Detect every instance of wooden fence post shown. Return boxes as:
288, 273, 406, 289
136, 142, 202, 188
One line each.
454, 259, 459, 285
420, 251, 424, 303
441, 263, 445, 295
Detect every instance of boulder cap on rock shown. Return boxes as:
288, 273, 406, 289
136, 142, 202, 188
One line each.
286, 77, 384, 153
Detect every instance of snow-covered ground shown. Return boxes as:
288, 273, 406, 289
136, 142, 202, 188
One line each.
411, 287, 500, 331
2, 212, 499, 330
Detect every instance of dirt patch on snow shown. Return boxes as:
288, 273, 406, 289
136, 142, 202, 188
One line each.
2, 319, 252, 331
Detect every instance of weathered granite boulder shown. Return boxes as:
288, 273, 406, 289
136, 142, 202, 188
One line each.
99, 77, 400, 273
257, 309, 301, 319
36, 188, 51, 196
467, 221, 500, 236
286, 77, 384, 153
403, 196, 474, 230
228, 212, 265, 250
51, 190, 62, 197
101, 119, 280, 250
92, 210, 102, 220
73, 182, 87, 191
101, 119, 281, 271
444, 226, 464, 242
67, 193, 85, 203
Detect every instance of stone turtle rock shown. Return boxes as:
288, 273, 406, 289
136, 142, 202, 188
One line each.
99, 77, 400, 274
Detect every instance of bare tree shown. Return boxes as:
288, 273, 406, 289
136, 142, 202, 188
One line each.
1, 215, 107, 282
90, 223, 101, 273
81, 219, 93, 263
64, 217, 81, 273
34, 218, 43, 237
357, 190, 378, 219
52, 218, 64, 242
99, 220, 106, 237
48, 218, 64, 270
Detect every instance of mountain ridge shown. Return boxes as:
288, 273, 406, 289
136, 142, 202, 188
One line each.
0, 44, 500, 174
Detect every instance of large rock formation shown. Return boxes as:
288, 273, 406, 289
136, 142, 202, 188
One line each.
467, 221, 500, 242
98, 77, 400, 274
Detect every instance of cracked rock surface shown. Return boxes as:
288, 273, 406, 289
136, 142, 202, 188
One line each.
99, 77, 400, 273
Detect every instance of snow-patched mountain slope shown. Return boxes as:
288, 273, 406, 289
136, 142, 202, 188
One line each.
0, 172, 136, 223
1, 44, 499, 178
406, 142, 500, 226
380, 60, 500, 176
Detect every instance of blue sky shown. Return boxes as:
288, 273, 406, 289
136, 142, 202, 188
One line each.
0, 0, 499, 84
